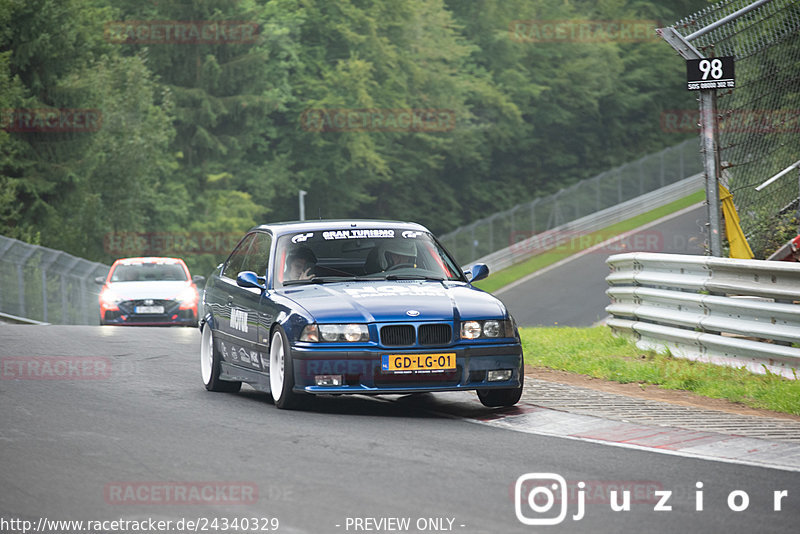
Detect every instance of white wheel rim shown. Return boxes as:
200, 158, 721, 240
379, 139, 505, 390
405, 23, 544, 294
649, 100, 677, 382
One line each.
200, 326, 213, 385
269, 331, 285, 400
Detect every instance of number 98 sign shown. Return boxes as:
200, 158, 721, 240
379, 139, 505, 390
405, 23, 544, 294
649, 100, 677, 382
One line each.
686, 56, 735, 91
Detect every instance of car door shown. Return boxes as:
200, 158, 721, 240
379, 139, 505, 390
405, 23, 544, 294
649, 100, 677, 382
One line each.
236, 231, 274, 373
216, 232, 259, 369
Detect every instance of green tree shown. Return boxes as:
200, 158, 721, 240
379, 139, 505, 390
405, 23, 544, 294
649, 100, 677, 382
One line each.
47, 52, 182, 261
0, 0, 179, 260
109, 0, 301, 230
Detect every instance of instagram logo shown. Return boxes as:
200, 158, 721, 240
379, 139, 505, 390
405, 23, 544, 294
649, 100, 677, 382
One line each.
515, 473, 583, 525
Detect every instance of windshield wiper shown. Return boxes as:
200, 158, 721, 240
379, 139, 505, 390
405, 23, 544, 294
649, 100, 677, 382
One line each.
282, 277, 329, 286
383, 274, 445, 281
283, 276, 376, 286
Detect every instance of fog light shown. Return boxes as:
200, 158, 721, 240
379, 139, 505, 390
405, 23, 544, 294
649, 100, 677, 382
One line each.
315, 374, 343, 386
487, 370, 512, 382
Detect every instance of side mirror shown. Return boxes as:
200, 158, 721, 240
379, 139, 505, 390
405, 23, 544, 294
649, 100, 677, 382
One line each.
192, 275, 206, 285
467, 263, 490, 283
94, 276, 106, 284
236, 271, 266, 290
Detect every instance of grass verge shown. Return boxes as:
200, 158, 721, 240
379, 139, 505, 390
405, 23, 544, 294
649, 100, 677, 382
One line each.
474, 190, 705, 294
521, 326, 800, 416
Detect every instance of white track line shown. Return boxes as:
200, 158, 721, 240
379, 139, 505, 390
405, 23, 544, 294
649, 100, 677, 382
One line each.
494, 202, 704, 296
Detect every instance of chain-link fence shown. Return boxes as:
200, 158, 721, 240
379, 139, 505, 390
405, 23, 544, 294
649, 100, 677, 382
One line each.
672, 0, 800, 258
0, 235, 109, 324
438, 138, 703, 265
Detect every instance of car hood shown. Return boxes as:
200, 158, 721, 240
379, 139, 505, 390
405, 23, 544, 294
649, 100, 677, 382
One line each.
106, 281, 193, 300
279, 280, 506, 323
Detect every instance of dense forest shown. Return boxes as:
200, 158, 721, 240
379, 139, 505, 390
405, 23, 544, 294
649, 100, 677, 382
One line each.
1, 0, 712, 273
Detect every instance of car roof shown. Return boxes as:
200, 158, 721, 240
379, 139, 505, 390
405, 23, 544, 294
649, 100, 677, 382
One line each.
112, 257, 187, 265
251, 219, 430, 237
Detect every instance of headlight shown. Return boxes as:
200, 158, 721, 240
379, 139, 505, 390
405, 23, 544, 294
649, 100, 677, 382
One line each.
301, 324, 369, 342
483, 320, 501, 337
99, 289, 122, 307
343, 324, 367, 342
176, 286, 198, 307
300, 324, 319, 342
461, 321, 482, 339
460, 319, 513, 339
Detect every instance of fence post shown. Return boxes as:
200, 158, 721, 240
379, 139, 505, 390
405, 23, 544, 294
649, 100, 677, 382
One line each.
470, 225, 476, 261
16, 247, 37, 318
61, 257, 80, 323
40, 253, 60, 323
80, 276, 88, 325
658, 26, 723, 256
0, 237, 15, 312
700, 90, 723, 256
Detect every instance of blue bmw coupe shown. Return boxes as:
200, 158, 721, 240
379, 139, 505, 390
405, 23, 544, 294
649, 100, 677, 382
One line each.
200, 220, 524, 409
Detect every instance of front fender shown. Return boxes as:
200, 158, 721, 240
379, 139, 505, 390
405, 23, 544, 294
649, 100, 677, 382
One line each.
200, 312, 218, 333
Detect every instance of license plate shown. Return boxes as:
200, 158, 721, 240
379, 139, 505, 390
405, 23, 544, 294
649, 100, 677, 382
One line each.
134, 305, 164, 314
381, 353, 456, 373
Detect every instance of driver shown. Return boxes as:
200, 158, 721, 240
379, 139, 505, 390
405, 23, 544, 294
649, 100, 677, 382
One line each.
285, 246, 317, 280
380, 239, 417, 270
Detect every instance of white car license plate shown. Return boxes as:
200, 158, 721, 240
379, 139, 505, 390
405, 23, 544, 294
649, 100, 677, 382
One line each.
135, 305, 164, 314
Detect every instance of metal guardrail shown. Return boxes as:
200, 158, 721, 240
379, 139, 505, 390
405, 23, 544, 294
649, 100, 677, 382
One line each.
469, 173, 704, 273
0, 235, 109, 325
0, 311, 50, 325
605, 252, 800, 378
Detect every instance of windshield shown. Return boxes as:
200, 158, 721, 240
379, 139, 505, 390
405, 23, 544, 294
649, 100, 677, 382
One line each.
274, 229, 464, 287
110, 262, 188, 282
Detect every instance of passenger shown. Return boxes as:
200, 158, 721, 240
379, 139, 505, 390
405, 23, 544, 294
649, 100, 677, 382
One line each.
379, 240, 417, 270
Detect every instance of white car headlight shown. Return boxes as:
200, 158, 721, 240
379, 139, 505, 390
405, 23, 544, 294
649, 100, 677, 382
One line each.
482, 320, 502, 337
303, 324, 369, 342
344, 324, 367, 342
99, 289, 122, 307
176, 286, 198, 305
461, 321, 482, 340
460, 319, 512, 339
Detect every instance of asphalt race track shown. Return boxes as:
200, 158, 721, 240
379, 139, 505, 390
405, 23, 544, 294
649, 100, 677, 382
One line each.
497, 204, 707, 327
1, 325, 798, 533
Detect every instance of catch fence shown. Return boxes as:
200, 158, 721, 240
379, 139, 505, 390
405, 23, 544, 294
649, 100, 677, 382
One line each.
439, 139, 702, 266
0, 235, 109, 324
668, 0, 800, 257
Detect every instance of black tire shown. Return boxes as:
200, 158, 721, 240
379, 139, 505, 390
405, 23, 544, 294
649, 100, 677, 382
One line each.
268, 326, 303, 409
200, 323, 242, 393
477, 360, 524, 407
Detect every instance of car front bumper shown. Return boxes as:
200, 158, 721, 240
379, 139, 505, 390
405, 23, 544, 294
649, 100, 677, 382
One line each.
289, 343, 523, 394
101, 307, 197, 326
